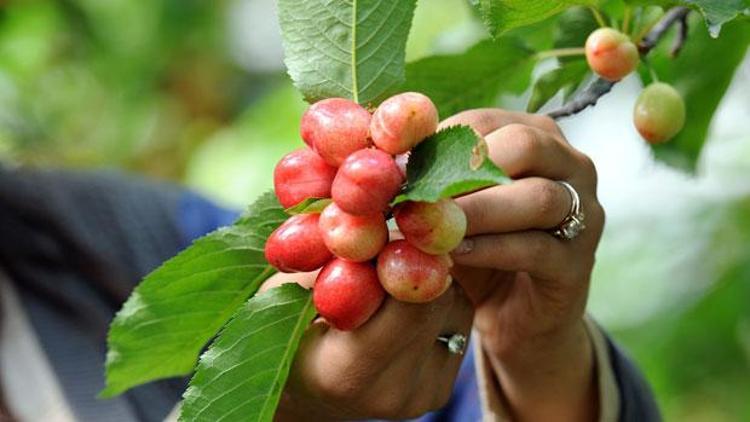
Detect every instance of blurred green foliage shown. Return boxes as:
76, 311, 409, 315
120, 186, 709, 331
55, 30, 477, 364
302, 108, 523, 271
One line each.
1, 0, 748, 420
0, 0, 254, 179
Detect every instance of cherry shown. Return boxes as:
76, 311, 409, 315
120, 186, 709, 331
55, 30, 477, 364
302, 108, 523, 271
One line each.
264, 213, 332, 273
273, 148, 337, 208
377, 240, 452, 303
318, 203, 388, 262
370, 92, 439, 155
314, 259, 385, 331
300, 98, 372, 166
633, 82, 686, 144
585, 27, 639, 82
331, 149, 403, 215
395, 198, 467, 255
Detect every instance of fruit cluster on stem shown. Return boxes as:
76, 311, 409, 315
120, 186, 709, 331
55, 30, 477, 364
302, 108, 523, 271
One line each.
549, 7, 689, 142
265, 92, 466, 331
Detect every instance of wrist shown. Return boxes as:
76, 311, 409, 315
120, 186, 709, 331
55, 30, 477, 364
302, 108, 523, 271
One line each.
484, 319, 598, 422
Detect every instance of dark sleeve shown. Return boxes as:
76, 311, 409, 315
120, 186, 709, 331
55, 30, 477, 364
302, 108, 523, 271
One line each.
0, 167, 186, 289
608, 338, 662, 422
0, 166, 237, 422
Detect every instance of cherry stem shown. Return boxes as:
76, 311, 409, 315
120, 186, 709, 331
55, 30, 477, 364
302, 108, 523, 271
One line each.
644, 58, 660, 82
589, 7, 608, 28
547, 6, 690, 120
622, 6, 632, 34
534, 47, 586, 61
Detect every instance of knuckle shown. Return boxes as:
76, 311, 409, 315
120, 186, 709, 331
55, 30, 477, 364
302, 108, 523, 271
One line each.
441, 108, 495, 133
315, 373, 362, 402
590, 199, 606, 235
577, 152, 598, 186
597, 201, 606, 228
530, 114, 559, 133
508, 125, 542, 160
314, 355, 372, 401
471, 109, 501, 132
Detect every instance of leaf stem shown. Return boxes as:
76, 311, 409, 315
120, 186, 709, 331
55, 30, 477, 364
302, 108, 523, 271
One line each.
649, 66, 660, 82
535, 47, 586, 61
350, 0, 359, 103
622, 6, 632, 34
643, 57, 660, 82
589, 7, 607, 28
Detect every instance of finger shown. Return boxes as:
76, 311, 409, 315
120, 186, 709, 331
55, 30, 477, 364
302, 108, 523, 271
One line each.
458, 178, 572, 236
286, 287, 468, 419
410, 285, 473, 357
451, 231, 587, 283
368, 286, 474, 417
484, 124, 584, 181
439, 108, 562, 137
335, 284, 457, 361
416, 286, 474, 413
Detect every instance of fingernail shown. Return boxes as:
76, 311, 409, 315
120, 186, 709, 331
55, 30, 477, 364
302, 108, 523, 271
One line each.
452, 239, 474, 255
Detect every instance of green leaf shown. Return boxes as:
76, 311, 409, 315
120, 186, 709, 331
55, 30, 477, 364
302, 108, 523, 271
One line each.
553, 6, 599, 63
647, 17, 750, 169
501, 13, 561, 51
396, 126, 510, 204
527, 60, 590, 112
180, 284, 316, 422
102, 191, 287, 397
284, 198, 332, 215
681, 0, 750, 37
403, 38, 535, 119
471, 0, 597, 37
277, 0, 417, 105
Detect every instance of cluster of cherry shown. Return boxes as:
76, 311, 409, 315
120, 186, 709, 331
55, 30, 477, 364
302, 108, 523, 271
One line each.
265, 92, 466, 330
586, 27, 685, 143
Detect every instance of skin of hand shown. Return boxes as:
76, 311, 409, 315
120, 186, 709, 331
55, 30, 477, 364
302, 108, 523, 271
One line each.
265, 273, 475, 420
270, 108, 604, 421
442, 109, 605, 422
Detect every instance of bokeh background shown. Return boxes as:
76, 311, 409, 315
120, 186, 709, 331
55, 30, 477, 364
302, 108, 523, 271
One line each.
1, 1, 748, 420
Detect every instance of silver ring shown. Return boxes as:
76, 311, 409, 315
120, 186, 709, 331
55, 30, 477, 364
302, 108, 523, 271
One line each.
436, 333, 467, 355
551, 181, 586, 240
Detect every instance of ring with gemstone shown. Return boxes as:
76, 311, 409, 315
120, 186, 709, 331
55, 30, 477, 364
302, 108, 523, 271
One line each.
436, 333, 467, 355
551, 181, 586, 240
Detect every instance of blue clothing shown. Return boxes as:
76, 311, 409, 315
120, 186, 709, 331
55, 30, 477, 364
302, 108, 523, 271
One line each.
0, 168, 660, 421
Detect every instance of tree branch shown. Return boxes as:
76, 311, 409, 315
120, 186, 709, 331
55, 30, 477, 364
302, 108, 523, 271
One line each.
547, 6, 691, 120
669, 13, 689, 57
639, 6, 691, 52
546, 79, 615, 119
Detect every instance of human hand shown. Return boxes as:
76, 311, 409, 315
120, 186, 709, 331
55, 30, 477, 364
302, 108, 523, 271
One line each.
264, 273, 474, 420
442, 109, 605, 421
